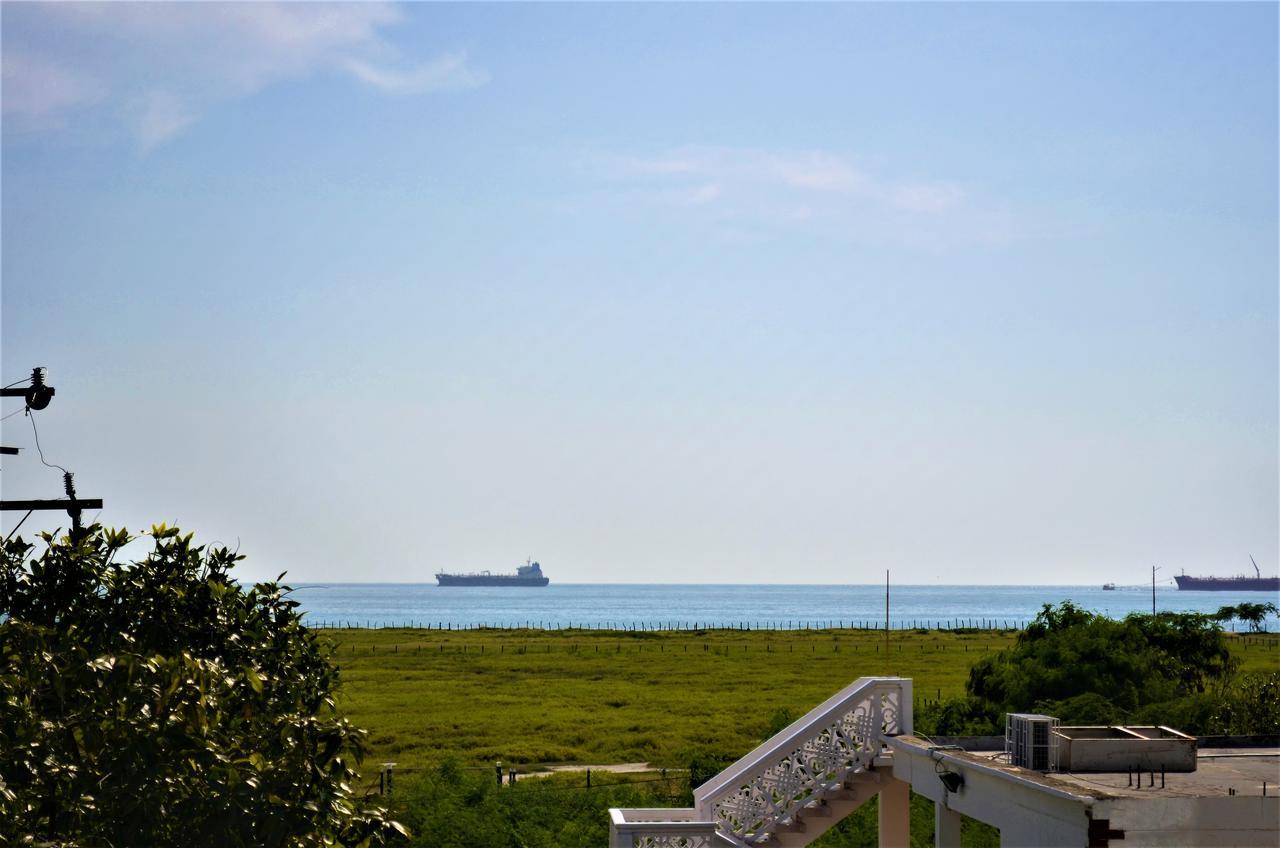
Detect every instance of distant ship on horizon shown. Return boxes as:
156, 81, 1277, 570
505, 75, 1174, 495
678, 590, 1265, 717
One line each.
1173, 556, 1278, 592
436, 559, 550, 587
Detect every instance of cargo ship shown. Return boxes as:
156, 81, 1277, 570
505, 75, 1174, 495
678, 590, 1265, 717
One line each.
435, 559, 550, 587
1173, 556, 1278, 592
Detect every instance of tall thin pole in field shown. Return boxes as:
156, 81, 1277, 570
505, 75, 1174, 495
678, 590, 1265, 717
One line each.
885, 569, 890, 673
1152, 565, 1160, 616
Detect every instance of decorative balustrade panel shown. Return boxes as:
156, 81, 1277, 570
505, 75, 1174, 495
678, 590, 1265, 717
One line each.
610, 679, 909, 848
633, 835, 717, 848
702, 682, 904, 843
609, 809, 724, 848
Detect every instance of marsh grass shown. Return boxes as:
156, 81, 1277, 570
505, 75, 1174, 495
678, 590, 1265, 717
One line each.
327, 627, 1279, 773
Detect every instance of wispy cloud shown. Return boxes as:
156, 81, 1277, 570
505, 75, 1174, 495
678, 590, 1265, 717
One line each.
615, 154, 701, 177
1, 50, 106, 128
770, 151, 865, 193
683, 183, 722, 206
596, 145, 1017, 248
132, 90, 197, 152
341, 52, 488, 95
889, 182, 964, 213
2, 2, 487, 150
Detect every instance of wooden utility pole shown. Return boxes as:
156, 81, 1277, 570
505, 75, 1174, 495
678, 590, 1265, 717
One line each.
0, 368, 102, 537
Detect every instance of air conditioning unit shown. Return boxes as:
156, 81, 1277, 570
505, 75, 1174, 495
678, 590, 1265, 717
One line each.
1006, 713, 1059, 772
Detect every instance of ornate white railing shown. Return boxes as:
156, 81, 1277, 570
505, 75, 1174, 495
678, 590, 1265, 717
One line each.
610, 677, 912, 847
609, 808, 726, 847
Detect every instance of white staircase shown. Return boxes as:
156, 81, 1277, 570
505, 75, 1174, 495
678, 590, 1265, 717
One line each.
609, 677, 912, 847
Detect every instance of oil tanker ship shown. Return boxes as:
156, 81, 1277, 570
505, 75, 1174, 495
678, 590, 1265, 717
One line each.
1173, 556, 1278, 592
435, 559, 550, 587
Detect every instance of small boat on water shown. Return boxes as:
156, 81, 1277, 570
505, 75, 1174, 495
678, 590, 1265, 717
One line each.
1102, 583, 1116, 591
1173, 556, 1279, 592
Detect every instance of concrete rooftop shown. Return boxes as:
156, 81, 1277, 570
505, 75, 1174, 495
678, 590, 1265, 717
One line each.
956, 747, 1279, 800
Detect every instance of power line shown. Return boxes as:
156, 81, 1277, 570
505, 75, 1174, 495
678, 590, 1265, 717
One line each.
27, 408, 70, 476
5, 509, 33, 542
0, 368, 102, 536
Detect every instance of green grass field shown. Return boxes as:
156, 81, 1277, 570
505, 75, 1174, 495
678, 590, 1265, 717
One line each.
325, 627, 1280, 774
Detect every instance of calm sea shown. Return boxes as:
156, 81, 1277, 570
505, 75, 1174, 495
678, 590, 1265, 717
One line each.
290, 583, 1278, 630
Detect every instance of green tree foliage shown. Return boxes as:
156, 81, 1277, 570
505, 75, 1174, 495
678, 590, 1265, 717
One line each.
1213, 603, 1279, 633
0, 524, 405, 847
684, 751, 733, 799
762, 707, 797, 738
920, 603, 1246, 735
1127, 608, 1238, 694
914, 695, 1002, 737
968, 603, 1234, 712
1210, 672, 1280, 734
1224, 603, 1279, 633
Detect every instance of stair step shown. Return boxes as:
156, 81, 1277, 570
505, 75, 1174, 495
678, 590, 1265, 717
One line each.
773, 822, 805, 835
756, 789, 880, 845
822, 789, 859, 801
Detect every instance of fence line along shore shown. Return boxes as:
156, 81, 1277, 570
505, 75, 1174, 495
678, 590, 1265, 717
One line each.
306, 618, 1030, 631
302, 617, 1278, 634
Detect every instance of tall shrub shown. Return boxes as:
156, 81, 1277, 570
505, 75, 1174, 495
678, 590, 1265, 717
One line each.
0, 524, 405, 847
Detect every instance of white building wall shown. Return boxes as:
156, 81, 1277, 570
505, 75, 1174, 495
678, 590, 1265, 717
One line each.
893, 736, 1280, 848
1094, 797, 1280, 847
892, 741, 1092, 847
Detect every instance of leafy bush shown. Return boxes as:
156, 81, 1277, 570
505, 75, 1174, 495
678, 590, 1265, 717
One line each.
763, 707, 797, 737
684, 750, 734, 801
965, 603, 1235, 722
916, 603, 1267, 736
1131, 694, 1219, 734
1209, 672, 1280, 734
1033, 692, 1122, 725
0, 524, 404, 847
914, 695, 1002, 737
394, 760, 682, 848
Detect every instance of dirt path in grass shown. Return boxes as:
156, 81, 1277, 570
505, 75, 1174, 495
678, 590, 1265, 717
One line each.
515, 762, 654, 780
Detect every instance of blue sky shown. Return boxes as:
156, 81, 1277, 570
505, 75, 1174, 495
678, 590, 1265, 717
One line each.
2, 2, 1276, 585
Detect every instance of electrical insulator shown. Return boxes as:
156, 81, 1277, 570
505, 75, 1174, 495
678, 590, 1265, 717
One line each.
25, 367, 53, 411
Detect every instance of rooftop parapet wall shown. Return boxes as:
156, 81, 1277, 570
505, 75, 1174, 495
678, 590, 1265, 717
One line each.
1055, 726, 1197, 773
